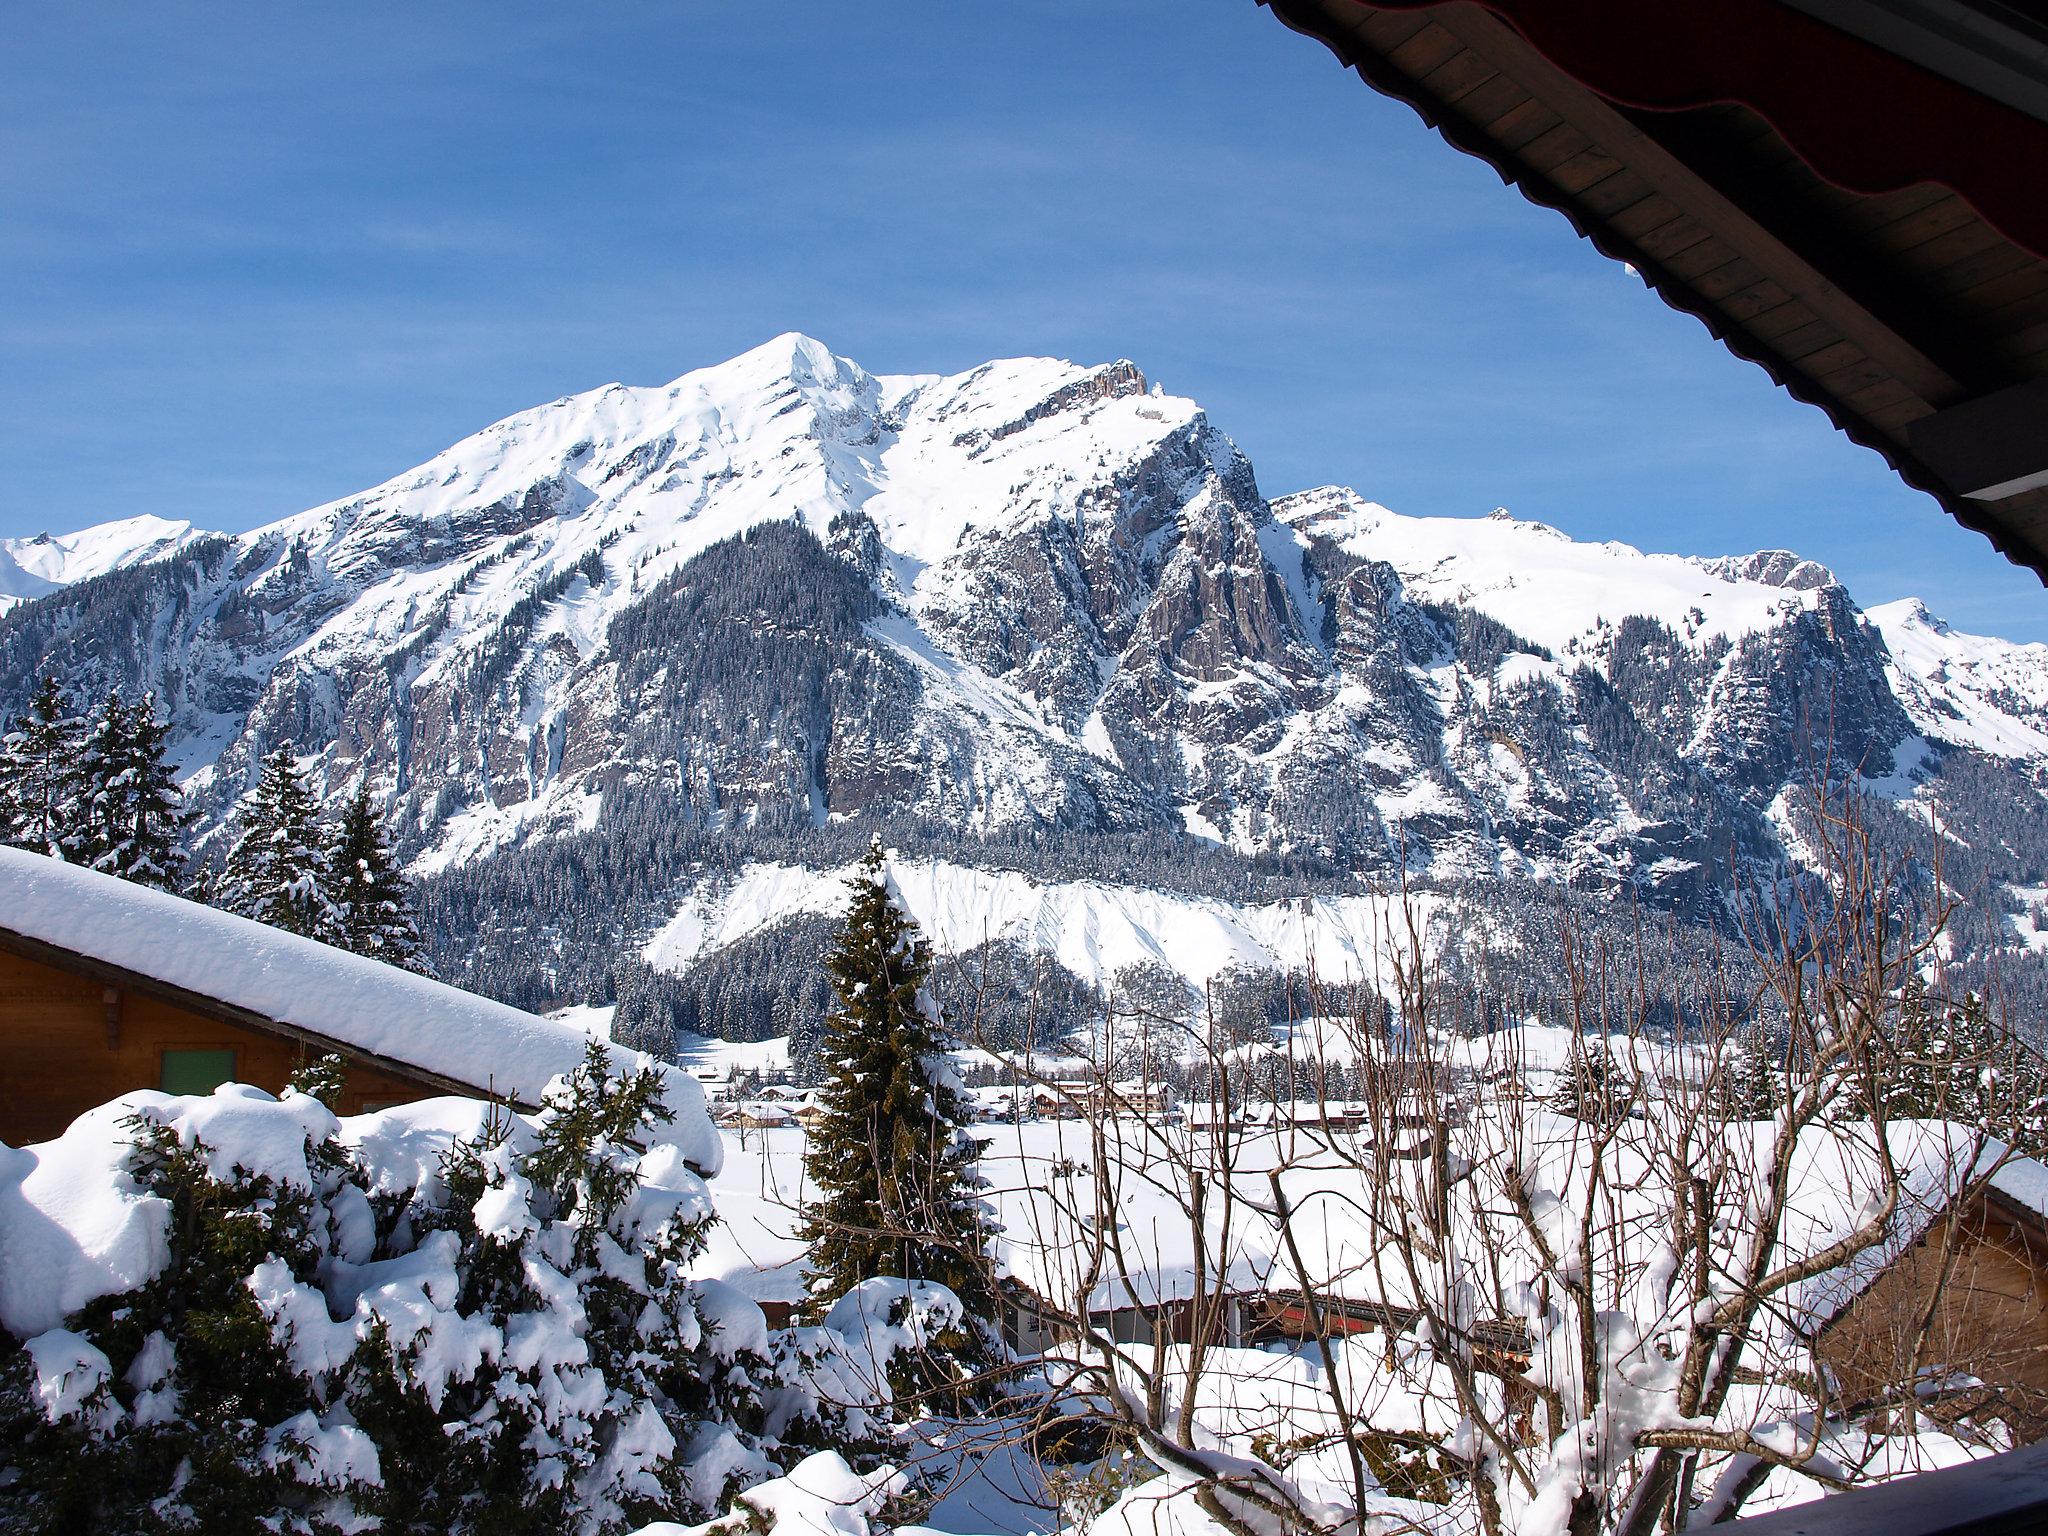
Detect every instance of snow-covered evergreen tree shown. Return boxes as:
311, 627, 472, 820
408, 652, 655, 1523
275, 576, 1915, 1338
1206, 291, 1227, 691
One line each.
219, 745, 336, 941
73, 691, 187, 889
1549, 1039, 1629, 1129
1716, 1021, 1783, 1121
0, 676, 85, 858
0, 1046, 933, 1533
799, 841, 999, 1368
322, 785, 427, 971
1893, 990, 2048, 1154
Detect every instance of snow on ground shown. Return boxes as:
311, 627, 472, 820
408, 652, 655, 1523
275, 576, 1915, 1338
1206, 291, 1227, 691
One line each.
675, 1029, 794, 1081
644, 855, 1439, 1002
0, 848, 719, 1174
409, 786, 603, 877
550, 1002, 618, 1037
696, 1101, 2036, 1356
553, 1005, 795, 1084
698, 1119, 1286, 1311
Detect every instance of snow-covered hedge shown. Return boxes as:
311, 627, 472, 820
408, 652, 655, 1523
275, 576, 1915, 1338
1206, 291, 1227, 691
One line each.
0, 1045, 957, 1535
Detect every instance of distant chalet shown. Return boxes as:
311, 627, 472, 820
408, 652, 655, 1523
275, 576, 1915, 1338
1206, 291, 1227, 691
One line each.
0, 848, 704, 1155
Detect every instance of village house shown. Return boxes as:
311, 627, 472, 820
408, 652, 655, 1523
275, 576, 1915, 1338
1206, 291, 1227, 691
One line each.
0, 847, 693, 1146
1001, 1276, 1255, 1355
1030, 1079, 1176, 1120
1808, 1159, 2048, 1436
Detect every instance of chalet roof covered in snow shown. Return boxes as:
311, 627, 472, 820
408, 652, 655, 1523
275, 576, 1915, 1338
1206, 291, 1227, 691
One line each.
0, 848, 718, 1174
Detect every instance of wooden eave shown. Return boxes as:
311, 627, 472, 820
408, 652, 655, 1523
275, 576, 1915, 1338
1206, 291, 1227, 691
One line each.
1260, 0, 2048, 582
0, 923, 513, 1108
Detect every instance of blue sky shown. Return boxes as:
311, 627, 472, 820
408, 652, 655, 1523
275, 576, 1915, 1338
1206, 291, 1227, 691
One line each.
4, 1, 2042, 640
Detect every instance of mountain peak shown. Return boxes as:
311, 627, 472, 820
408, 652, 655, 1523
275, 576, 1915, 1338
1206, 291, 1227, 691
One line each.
675, 332, 867, 398
1695, 548, 1838, 592
1870, 595, 1945, 633
5, 338, 2045, 952
1, 514, 208, 612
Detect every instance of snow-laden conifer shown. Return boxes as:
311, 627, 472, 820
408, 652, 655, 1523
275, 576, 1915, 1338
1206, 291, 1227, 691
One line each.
73, 691, 186, 890
0, 677, 85, 858
0, 1047, 942, 1532
799, 840, 1000, 1375
1548, 1038, 1630, 1128
322, 784, 427, 972
219, 744, 336, 941
1716, 1020, 1784, 1121
1892, 988, 2048, 1154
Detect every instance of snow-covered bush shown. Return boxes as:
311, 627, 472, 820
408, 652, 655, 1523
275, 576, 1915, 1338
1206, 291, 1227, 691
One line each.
0, 1045, 953, 1535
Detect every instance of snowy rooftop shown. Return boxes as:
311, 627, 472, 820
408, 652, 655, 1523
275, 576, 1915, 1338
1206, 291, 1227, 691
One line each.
696, 1107, 2048, 1330
0, 849, 718, 1174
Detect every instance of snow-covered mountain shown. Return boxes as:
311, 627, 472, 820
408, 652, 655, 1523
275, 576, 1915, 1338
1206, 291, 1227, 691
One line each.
643, 858, 1434, 1003
3, 334, 2044, 1011
0, 514, 209, 614
1867, 597, 2048, 762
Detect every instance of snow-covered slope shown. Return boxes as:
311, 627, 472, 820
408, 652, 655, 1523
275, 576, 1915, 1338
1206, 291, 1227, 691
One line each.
1277, 491, 1823, 657
644, 856, 1437, 1002
0, 515, 208, 613
1867, 598, 2048, 763
0, 334, 2039, 948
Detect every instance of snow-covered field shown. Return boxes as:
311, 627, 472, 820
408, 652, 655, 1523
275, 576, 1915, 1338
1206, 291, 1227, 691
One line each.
645, 856, 1448, 1002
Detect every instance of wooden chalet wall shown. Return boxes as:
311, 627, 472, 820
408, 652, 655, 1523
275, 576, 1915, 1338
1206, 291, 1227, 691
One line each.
0, 944, 439, 1144
1816, 1193, 2048, 1434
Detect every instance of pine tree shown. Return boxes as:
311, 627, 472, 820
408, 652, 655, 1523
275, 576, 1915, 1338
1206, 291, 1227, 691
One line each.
0, 676, 85, 857
1716, 1022, 1783, 1121
1549, 1040, 1629, 1129
323, 784, 427, 971
799, 842, 999, 1355
219, 744, 336, 941
74, 691, 187, 889
1893, 991, 2048, 1155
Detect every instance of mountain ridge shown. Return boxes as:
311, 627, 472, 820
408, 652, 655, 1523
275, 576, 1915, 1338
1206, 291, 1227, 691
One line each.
3, 334, 2045, 1016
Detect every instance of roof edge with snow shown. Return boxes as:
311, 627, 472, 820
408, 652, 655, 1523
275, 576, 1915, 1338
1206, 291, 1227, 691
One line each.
0, 849, 722, 1176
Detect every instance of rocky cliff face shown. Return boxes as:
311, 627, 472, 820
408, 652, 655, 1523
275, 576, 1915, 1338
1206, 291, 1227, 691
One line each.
2, 335, 2042, 918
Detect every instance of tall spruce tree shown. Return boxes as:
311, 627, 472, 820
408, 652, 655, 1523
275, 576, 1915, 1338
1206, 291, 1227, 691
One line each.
1716, 1022, 1784, 1121
324, 784, 428, 971
1892, 991, 2048, 1155
220, 744, 337, 940
74, 690, 187, 889
799, 841, 999, 1350
0, 676, 85, 857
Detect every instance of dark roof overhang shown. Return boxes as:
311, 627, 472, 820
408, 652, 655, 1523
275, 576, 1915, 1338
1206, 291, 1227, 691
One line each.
1261, 0, 2048, 581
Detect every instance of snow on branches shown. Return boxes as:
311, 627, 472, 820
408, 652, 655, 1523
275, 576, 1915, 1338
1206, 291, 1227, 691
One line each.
0, 1043, 961, 1535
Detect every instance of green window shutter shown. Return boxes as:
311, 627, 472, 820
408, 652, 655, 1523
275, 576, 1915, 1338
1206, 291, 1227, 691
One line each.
160, 1048, 238, 1096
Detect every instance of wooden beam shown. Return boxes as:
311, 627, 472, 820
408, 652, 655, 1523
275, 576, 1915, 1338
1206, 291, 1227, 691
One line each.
1907, 376, 2048, 499
1255, 0, 2048, 581
1720, 1435, 2048, 1536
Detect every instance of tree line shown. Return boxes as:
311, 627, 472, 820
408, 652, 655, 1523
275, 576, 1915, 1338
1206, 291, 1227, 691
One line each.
0, 677, 425, 972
